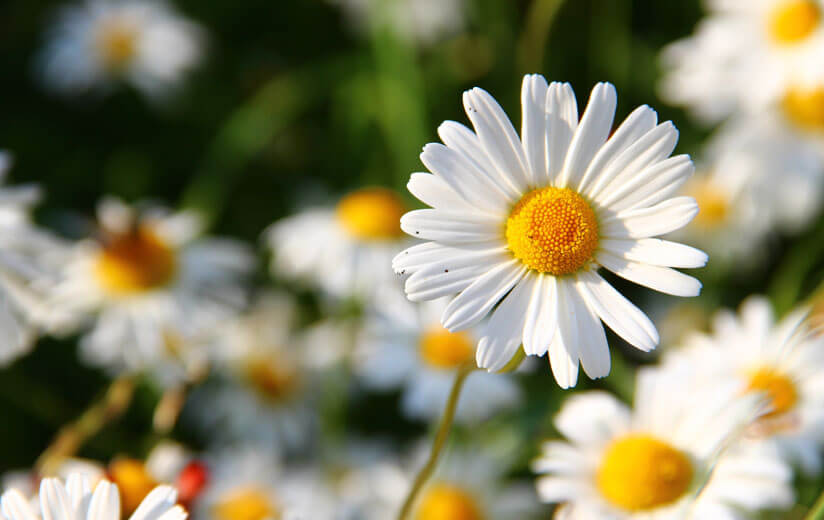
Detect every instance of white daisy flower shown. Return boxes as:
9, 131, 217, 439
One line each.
660, 0, 824, 123
45, 197, 253, 386
195, 448, 337, 520
355, 291, 520, 423
37, 0, 204, 99
0, 473, 186, 520
664, 296, 824, 474
533, 368, 791, 518
330, 0, 465, 46
266, 187, 409, 300
393, 74, 706, 387
186, 293, 319, 451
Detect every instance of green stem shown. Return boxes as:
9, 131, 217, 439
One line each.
397, 363, 475, 520
517, 0, 566, 74
807, 490, 824, 520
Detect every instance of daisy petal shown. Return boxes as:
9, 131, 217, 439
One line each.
129, 486, 178, 520
545, 82, 578, 181
420, 143, 509, 213
553, 391, 631, 444
600, 197, 698, 239
400, 209, 499, 243
39, 479, 72, 520
601, 238, 708, 268
407, 172, 474, 211
442, 259, 527, 331
569, 288, 611, 379
393, 241, 505, 274
606, 154, 694, 212
560, 82, 617, 189
548, 280, 580, 388
521, 74, 550, 186
576, 269, 659, 351
406, 263, 498, 302
597, 251, 702, 297
477, 272, 534, 371
1, 489, 39, 520
86, 480, 119, 520
523, 274, 558, 356
463, 87, 530, 192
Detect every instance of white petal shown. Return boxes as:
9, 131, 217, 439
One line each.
156, 507, 188, 520
587, 121, 678, 202
521, 74, 550, 186
523, 274, 558, 356
545, 82, 578, 180
600, 196, 698, 239
129, 486, 178, 520
575, 269, 659, 352
604, 154, 694, 212
393, 241, 505, 274
553, 391, 631, 444
400, 209, 499, 243
2, 489, 39, 520
547, 280, 580, 388
569, 287, 611, 379
407, 172, 474, 211
559, 82, 617, 189
87, 480, 120, 520
404, 249, 510, 302
577, 105, 658, 194
420, 143, 510, 213
477, 273, 534, 370
596, 251, 702, 297
437, 121, 520, 200
601, 238, 708, 268
463, 87, 530, 192
442, 259, 527, 331
39, 479, 72, 520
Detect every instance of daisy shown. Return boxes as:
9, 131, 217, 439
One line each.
355, 290, 520, 423
266, 187, 409, 300
185, 293, 319, 451
393, 74, 706, 387
37, 0, 204, 99
663, 296, 824, 474
533, 368, 792, 518
660, 0, 824, 123
194, 447, 338, 520
330, 0, 465, 46
45, 197, 253, 386
0, 473, 186, 520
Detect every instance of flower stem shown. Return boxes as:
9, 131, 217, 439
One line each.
806, 489, 824, 520
397, 363, 475, 520
36, 375, 136, 475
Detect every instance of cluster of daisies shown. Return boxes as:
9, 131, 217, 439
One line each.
3, 0, 824, 518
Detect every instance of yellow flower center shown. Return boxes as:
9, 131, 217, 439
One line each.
335, 187, 406, 241
597, 434, 694, 512
745, 367, 798, 418
95, 227, 177, 294
688, 178, 729, 230
244, 358, 300, 403
96, 18, 139, 70
419, 326, 475, 369
769, 0, 821, 44
108, 459, 158, 515
505, 187, 598, 275
415, 484, 484, 520
213, 488, 279, 520
782, 86, 824, 131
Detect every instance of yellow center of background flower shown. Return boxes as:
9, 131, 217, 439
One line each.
419, 326, 475, 369
415, 483, 484, 520
244, 358, 299, 403
213, 488, 279, 520
596, 434, 693, 512
95, 227, 177, 294
769, 0, 821, 44
689, 179, 729, 229
108, 459, 158, 515
745, 367, 798, 417
505, 187, 598, 275
96, 19, 139, 70
782, 87, 824, 131
336, 187, 406, 241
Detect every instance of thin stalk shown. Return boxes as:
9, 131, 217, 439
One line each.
806, 490, 824, 520
397, 363, 475, 520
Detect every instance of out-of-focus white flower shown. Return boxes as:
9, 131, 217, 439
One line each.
0, 473, 186, 520
664, 296, 824, 474
660, 0, 824, 123
195, 448, 337, 520
533, 368, 791, 518
44, 197, 253, 386
355, 291, 520, 423
266, 187, 409, 300
394, 74, 706, 387
37, 0, 204, 99
330, 0, 465, 46
186, 293, 320, 451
